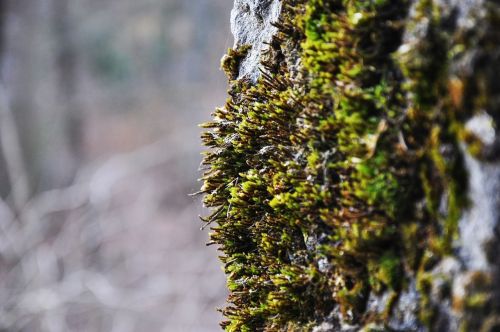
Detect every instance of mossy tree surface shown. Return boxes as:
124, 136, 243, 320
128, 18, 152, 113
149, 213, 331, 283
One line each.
201, 0, 500, 331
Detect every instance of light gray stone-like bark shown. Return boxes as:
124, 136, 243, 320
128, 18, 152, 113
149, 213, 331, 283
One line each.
460, 113, 500, 271
230, 0, 281, 81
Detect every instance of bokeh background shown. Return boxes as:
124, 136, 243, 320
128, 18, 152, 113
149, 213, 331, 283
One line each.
0, 0, 232, 331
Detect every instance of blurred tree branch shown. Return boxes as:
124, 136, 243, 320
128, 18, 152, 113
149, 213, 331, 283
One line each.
0, 83, 30, 212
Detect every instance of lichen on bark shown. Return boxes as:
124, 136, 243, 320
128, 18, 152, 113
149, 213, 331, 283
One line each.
200, 0, 500, 331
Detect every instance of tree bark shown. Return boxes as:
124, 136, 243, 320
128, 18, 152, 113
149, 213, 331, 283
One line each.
202, 0, 500, 331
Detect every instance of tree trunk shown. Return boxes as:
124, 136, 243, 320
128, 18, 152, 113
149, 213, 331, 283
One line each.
0, 0, 11, 198
51, 0, 82, 177
2, 0, 40, 197
201, 0, 500, 331
4, 0, 82, 194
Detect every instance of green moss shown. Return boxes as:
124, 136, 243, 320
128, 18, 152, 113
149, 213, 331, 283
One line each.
416, 272, 435, 326
367, 252, 401, 292
199, 0, 495, 330
220, 45, 252, 80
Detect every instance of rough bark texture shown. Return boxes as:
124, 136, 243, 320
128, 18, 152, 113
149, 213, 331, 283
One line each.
230, 0, 282, 82
201, 0, 500, 331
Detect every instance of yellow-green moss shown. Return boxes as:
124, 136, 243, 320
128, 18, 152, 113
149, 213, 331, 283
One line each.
200, 0, 498, 330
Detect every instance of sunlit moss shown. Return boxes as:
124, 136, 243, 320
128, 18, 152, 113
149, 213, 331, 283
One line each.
200, 0, 499, 330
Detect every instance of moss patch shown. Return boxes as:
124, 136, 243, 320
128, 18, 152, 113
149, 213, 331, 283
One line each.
200, 0, 500, 330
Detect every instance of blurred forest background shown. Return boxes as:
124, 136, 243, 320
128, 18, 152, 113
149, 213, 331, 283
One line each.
0, 0, 231, 331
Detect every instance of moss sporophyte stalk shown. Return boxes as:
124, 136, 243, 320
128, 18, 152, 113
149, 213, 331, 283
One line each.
200, 0, 499, 330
